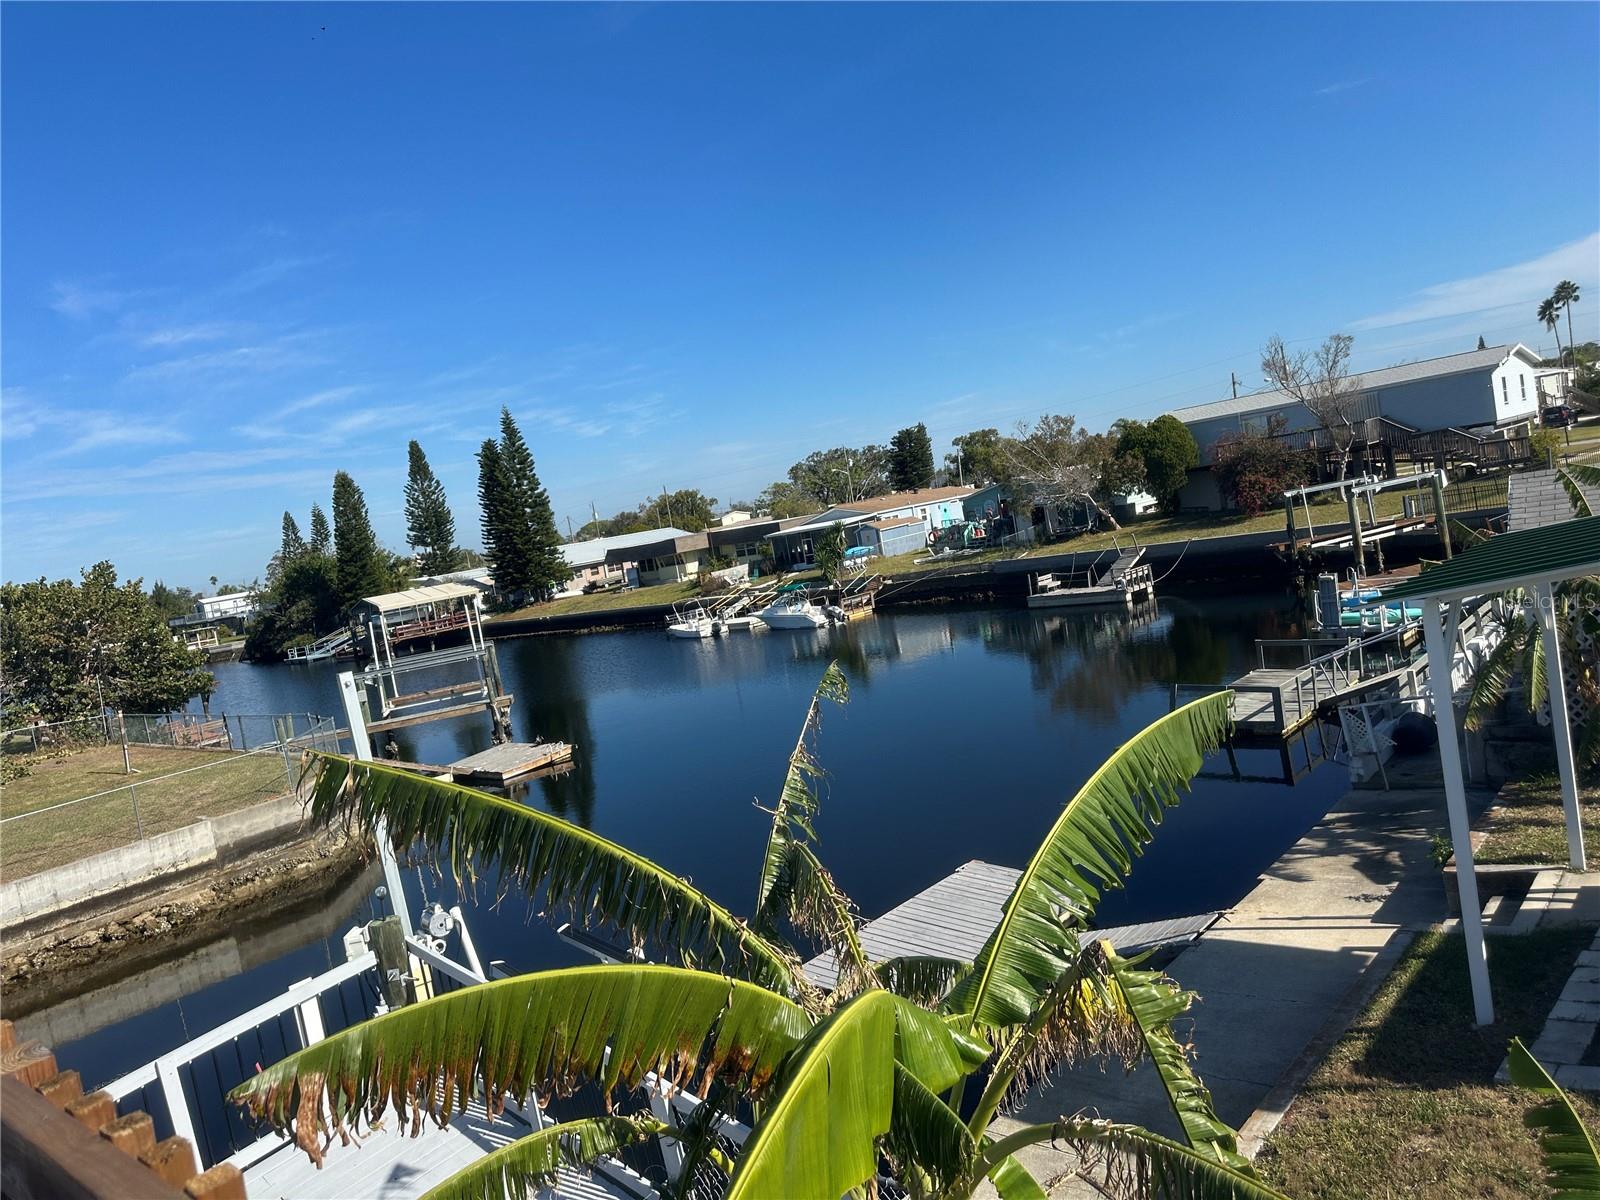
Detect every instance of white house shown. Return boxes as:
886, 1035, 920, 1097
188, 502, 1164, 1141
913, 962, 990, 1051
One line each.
556, 526, 717, 593
1168, 343, 1546, 510
196, 591, 258, 620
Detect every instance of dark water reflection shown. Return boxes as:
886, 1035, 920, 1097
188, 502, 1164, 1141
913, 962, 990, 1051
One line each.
38, 590, 1347, 1085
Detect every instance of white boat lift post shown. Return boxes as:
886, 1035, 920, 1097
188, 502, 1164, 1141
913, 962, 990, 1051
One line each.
337, 670, 414, 940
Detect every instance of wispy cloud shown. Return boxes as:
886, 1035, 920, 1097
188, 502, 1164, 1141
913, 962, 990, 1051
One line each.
48, 280, 134, 320
123, 333, 330, 384
279, 385, 365, 417
131, 321, 242, 349
220, 255, 325, 296
1350, 232, 1599, 332
1314, 78, 1370, 96
3, 389, 189, 457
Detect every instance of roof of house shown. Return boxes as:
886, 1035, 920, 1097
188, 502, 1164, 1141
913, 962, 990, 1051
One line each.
199, 591, 255, 604
1507, 469, 1600, 533
362, 582, 481, 612
848, 486, 976, 513
559, 527, 693, 569
1376, 515, 1600, 604
1169, 344, 1541, 426
866, 517, 924, 531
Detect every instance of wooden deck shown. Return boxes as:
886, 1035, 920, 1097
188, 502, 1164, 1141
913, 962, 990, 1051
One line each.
1223, 666, 1361, 735
242, 1095, 651, 1200
802, 860, 1221, 990
449, 740, 575, 785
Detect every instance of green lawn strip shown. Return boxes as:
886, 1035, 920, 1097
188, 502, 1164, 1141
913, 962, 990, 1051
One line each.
489, 578, 701, 622
1, 744, 293, 880
1474, 774, 1600, 866
1258, 925, 1599, 1200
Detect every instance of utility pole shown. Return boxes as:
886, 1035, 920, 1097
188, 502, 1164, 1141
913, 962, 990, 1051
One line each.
1231, 372, 1240, 400
957, 445, 964, 486
566, 515, 574, 540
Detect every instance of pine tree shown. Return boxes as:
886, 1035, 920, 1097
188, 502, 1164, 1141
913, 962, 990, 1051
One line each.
308, 504, 332, 555
331, 471, 389, 612
477, 438, 528, 595
497, 408, 570, 598
889, 422, 936, 491
403, 440, 460, 575
280, 512, 306, 561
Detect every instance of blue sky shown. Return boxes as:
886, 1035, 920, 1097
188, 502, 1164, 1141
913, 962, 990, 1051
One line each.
3, 2, 1597, 588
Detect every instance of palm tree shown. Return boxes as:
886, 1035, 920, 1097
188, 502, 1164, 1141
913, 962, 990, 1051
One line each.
231, 672, 1279, 1199
1539, 296, 1565, 368
1465, 466, 1600, 764
1554, 280, 1582, 366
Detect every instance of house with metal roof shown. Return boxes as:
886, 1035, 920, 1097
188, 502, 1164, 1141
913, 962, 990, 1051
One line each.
556, 526, 716, 592
765, 486, 975, 569
1169, 343, 1546, 511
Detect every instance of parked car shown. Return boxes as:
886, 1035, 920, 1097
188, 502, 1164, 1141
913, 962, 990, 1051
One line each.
1542, 404, 1577, 428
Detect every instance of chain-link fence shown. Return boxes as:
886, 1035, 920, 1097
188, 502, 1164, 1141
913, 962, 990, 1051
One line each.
0, 714, 340, 882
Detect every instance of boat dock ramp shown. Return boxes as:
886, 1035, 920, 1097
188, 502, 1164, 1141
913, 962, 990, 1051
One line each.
387, 741, 575, 786
801, 860, 1221, 990
1026, 546, 1153, 609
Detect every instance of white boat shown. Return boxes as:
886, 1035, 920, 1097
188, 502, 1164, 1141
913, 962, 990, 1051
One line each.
666, 604, 718, 638
758, 595, 829, 629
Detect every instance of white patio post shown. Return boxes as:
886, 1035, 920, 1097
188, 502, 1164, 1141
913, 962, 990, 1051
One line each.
338, 670, 415, 939
1422, 600, 1494, 1025
1533, 580, 1587, 872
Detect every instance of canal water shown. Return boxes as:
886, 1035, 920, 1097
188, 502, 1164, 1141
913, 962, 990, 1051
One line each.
24, 590, 1349, 1090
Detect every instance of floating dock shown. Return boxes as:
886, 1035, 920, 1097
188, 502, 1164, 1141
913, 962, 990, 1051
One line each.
801, 860, 1221, 990
1026, 548, 1153, 609
447, 741, 575, 785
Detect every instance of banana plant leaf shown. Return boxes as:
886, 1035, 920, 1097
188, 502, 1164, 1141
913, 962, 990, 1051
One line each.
1507, 1037, 1600, 1200
299, 753, 800, 993
419, 1115, 665, 1200
229, 965, 810, 1165
943, 693, 1234, 1037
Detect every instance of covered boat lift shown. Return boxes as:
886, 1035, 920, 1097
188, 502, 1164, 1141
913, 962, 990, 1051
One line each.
1371, 516, 1598, 1024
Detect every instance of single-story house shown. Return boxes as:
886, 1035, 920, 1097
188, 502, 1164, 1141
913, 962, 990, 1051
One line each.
1535, 368, 1571, 403
717, 509, 754, 526
557, 526, 716, 592
412, 566, 496, 599
704, 514, 815, 572
765, 486, 975, 569
1168, 342, 1546, 511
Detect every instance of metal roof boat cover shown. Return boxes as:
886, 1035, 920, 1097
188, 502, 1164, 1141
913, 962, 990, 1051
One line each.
361, 582, 481, 612
1376, 516, 1600, 604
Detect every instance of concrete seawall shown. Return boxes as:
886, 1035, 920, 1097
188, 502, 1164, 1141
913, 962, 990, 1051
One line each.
0, 791, 308, 934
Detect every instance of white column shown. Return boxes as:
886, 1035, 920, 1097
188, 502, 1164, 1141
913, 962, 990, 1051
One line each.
1534, 581, 1587, 872
1423, 601, 1493, 1025
338, 671, 414, 939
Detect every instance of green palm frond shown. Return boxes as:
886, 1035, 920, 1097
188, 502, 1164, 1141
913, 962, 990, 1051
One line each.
1564, 463, 1600, 489
942, 694, 1234, 1037
228, 965, 809, 1165
1464, 615, 1532, 731
1507, 1037, 1600, 1199
419, 1115, 665, 1200
1102, 944, 1253, 1175
875, 954, 973, 1006
724, 990, 897, 1200
753, 661, 848, 932
983, 1120, 1291, 1200
885, 1064, 977, 1197
724, 989, 985, 1200
300, 754, 799, 992
987, 1154, 1048, 1199
1558, 469, 1596, 519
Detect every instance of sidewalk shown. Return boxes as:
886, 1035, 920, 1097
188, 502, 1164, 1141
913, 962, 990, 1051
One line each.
992, 784, 1473, 1192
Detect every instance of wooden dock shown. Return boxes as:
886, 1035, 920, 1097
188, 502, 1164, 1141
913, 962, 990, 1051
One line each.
448, 740, 574, 785
802, 860, 1221, 990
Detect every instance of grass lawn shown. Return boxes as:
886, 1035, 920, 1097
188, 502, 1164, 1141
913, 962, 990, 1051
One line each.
1475, 773, 1600, 866
489, 578, 701, 622
1258, 925, 1599, 1200
0, 744, 294, 880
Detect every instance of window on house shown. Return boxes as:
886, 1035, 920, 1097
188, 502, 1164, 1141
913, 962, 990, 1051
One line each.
1500, 377, 1508, 405
1520, 374, 1527, 401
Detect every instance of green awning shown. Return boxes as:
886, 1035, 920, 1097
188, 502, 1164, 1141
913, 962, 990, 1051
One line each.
1376, 515, 1600, 604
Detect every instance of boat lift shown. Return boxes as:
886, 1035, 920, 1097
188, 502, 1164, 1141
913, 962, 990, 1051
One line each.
352, 583, 512, 740
1283, 469, 1451, 576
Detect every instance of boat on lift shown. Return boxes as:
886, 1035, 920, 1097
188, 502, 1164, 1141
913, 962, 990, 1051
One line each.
757, 594, 829, 629
666, 603, 719, 639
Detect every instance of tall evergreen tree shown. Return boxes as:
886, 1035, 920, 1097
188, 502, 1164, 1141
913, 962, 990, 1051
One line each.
497, 408, 570, 597
888, 422, 936, 491
308, 504, 332, 555
280, 511, 306, 561
331, 471, 389, 612
477, 438, 525, 594
403, 440, 460, 575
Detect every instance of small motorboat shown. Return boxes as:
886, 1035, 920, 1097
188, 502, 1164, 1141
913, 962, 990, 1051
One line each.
666, 604, 717, 638
757, 595, 829, 630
